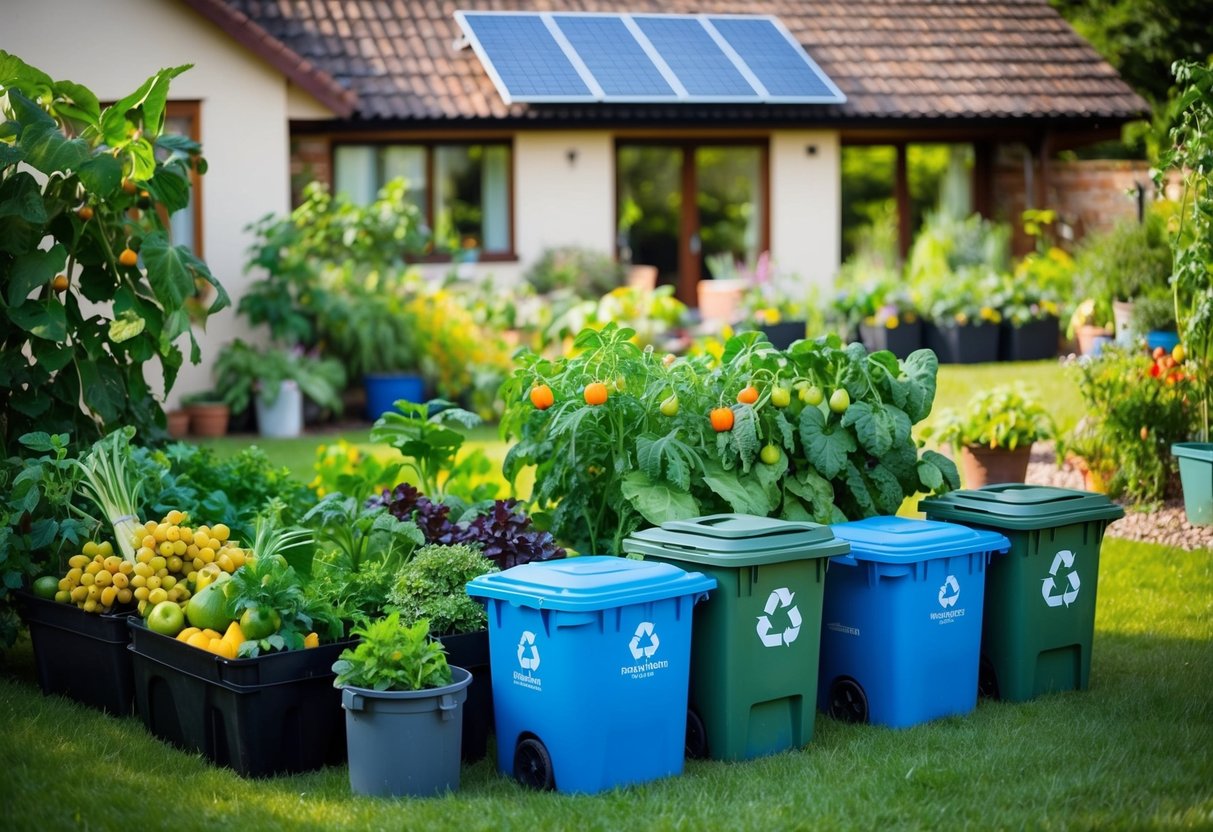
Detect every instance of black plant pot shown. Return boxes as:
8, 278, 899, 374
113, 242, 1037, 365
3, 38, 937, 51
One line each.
999, 316, 1060, 362
859, 320, 924, 359
925, 321, 1000, 364
761, 321, 806, 350
439, 629, 494, 762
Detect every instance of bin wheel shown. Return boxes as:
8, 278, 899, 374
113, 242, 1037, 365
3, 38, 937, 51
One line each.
828, 677, 869, 724
514, 737, 555, 791
978, 656, 1000, 700
685, 708, 708, 760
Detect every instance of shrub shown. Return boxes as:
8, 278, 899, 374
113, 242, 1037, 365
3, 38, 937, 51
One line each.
387, 543, 498, 636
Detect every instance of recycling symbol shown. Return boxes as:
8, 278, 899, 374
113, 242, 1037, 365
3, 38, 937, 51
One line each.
756, 587, 802, 648
516, 630, 541, 671
629, 621, 660, 660
938, 575, 961, 609
1042, 549, 1081, 608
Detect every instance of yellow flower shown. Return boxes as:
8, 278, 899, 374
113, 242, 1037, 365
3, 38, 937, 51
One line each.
885, 315, 900, 330
955, 312, 969, 325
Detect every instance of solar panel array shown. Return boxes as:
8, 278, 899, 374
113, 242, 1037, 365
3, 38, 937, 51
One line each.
454, 11, 846, 105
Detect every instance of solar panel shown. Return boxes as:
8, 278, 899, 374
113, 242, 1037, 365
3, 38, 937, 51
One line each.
708, 16, 844, 101
454, 11, 846, 105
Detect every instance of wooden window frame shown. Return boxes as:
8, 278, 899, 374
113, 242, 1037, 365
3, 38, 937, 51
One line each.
164, 101, 203, 259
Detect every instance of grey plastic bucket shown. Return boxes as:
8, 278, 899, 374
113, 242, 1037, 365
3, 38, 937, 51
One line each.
341, 665, 472, 797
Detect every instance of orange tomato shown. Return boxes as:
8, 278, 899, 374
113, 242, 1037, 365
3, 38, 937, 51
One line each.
51, 274, 69, 292
530, 384, 554, 410
710, 407, 735, 432
736, 386, 759, 405
76, 205, 94, 222
118, 247, 138, 268
584, 382, 608, 406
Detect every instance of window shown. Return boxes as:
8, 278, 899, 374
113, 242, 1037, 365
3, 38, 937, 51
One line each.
162, 102, 202, 257
334, 142, 513, 257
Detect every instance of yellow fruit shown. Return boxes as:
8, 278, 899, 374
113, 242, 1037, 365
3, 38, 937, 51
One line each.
118, 561, 133, 575
227, 550, 246, 569
58, 578, 72, 592
133, 562, 152, 578
146, 575, 162, 591
94, 571, 112, 588
217, 554, 234, 573
54, 590, 71, 604
211, 524, 230, 542
100, 586, 117, 608
199, 547, 216, 564
82, 542, 99, 557
177, 627, 200, 642
69, 554, 89, 569
162, 575, 177, 590
86, 585, 100, 602
148, 588, 168, 605
179, 528, 194, 545
171, 540, 187, 557
80, 572, 95, 587
1173, 344, 1186, 363
97, 541, 113, 557
133, 587, 150, 602
116, 588, 132, 604
85, 561, 101, 575
136, 548, 154, 564
150, 556, 166, 572
168, 555, 183, 573
66, 567, 82, 584
167, 588, 181, 603
304, 632, 320, 649
70, 586, 88, 603
210, 638, 237, 659
223, 621, 246, 644
103, 556, 123, 572
166, 510, 185, 525
158, 542, 174, 557
201, 629, 221, 640
165, 525, 180, 542
82, 599, 98, 613
186, 632, 211, 650
112, 572, 129, 589
131, 575, 147, 589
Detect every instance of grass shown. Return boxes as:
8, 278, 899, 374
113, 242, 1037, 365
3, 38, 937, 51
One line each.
1, 536, 1209, 830
196, 360, 1078, 487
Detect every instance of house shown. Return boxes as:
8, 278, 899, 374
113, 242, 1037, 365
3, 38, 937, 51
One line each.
4, 0, 1147, 401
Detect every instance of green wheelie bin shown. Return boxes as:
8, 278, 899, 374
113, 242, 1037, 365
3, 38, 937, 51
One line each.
623, 514, 849, 761
919, 484, 1124, 702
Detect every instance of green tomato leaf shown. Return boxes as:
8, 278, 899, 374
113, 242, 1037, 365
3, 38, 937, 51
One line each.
77, 154, 123, 198
621, 471, 699, 525
917, 458, 944, 491
799, 406, 856, 480
7, 299, 66, 341
7, 244, 66, 306
844, 461, 877, 517
139, 231, 197, 309
0, 171, 46, 223
867, 463, 905, 514
0, 142, 24, 167
902, 349, 940, 422
145, 166, 190, 214
841, 401, 894, 457
703, 461, 777, 516
32, 340, 74, 374
920, 449, 960, 491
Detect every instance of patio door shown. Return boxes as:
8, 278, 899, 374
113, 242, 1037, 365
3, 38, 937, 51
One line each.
617, 142, 767, 305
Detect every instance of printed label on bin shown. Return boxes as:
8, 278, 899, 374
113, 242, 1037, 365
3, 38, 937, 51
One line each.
929, 575, 966, 625
1042, 549, 1081, 608
621, 621, 668, 680
756, 587, 802, 648
826, 621, 860, 637
513, 630, 542, 692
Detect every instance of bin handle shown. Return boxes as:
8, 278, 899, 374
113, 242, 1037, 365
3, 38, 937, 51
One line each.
439, 693, 459, 721
342, 689, 365, 712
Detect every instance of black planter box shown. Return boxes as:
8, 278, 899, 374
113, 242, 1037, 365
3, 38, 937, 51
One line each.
16, 591, 136, 715
760, 321, 806, 350
859, 320, 924, 359
999, 316, 1060, 362
925, 321, 1000, 364
127, 618, 355, 778
440, 629, 494, 762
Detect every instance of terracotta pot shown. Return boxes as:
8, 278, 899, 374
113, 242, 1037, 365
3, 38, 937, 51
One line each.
627, 264, 658, 293
166, 409, 190, 439
1076, 325, 1112, 357
186, 402, 230, 437
696, 278, 745, 324
958, 445, 1033, 488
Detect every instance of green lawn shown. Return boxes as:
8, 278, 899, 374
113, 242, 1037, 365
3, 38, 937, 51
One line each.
2, 536, 1209, 830
198, 360, 1077, 487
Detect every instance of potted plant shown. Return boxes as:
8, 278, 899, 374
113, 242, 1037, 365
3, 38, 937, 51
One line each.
1067, 299, 1114, 357
857, 287, 922, 359
935, 384, 1056, 487
1157, 59, 1213, 526
737, 252, 809, 349
214, 340, 345, 438
387, 542, 499, 762
998, 214, 1071, 361
699, 252, 749, 324
332, 613, 471, 797
181, 391, 230, 438
1130, 291, 1179, 353
166, 409, 190, 439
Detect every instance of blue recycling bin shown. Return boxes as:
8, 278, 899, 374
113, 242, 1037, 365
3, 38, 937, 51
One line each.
818, 517, 1009, 728
467, 556, 715, 794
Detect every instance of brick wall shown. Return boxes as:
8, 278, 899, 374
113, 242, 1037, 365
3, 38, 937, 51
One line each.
994, 158, 1153, 253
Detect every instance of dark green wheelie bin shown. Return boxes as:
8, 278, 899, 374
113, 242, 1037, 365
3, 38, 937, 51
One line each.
623, 514, 849, 761
919, 484, 1124, 702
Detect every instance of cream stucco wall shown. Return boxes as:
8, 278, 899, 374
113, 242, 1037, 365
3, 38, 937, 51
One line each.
770, 131, 841, 293
4, 0, 328, 406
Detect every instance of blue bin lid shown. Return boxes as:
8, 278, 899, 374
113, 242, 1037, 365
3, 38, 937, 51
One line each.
830, 516, 1009, 564
622, 513, 850, 566
466, 555, 716, 612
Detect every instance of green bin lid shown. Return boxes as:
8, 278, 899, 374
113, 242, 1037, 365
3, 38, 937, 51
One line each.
918, 484, 1125, 531
621, 513, 851, 567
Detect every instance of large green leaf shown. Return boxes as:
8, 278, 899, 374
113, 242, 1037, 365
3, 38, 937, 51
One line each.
77, 359, 126, 423
902, 349, 939, 422
139, 231, 196, 309
636, 431, 700, 491
8, 90, 89, 174
840, 401, 894, 457
0, 50, 53, 96
77, 154, 122, 198
7, 244, 66, 306
703, 461, 777, 516
785, 468, 835, 515
145, 166, 190, 214
0, 171, 48, 223
799, 407, 856, 480
7, 299, 66, 341
620, 471, 699, 526
920, 449, 960, 491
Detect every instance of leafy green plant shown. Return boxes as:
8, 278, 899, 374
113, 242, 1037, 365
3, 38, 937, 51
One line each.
524, 247, 625, 298
1071, 212, 1172, 324
331, 612, 452, 692
1130, 291, 1177, 333
213, 339, 345, 414
0, 432, 93, 648
907, 212, 1011, 325
0, 52, 228, 455
500, 323, 958, 555
370, 399, 499, 504
1155, 59, 1213, 442
386, 543, 498, 636
934, 385, 1055, 452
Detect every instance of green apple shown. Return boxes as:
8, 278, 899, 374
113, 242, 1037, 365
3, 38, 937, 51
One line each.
146, 600, 185, 637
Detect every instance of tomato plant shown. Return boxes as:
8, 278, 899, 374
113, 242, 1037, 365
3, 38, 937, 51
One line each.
500, 324, 958, 555
0, 52, 227, 456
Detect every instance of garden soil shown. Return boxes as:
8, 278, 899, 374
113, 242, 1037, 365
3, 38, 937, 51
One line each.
1025, 442, 1213, 551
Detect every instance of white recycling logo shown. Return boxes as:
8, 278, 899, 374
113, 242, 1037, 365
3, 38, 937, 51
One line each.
517, 630, 541, 671
756, 587, 802, 648
938, 575, 961, 608
629, 621, 660, 660
1042, 549, 1081, 608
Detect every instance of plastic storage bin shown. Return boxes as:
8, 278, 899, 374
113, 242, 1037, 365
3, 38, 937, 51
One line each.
920, 484, 1125, 701
623, 514, 849, 760
467, 556, 714, 794
127, 618, 354, 777
818, 517, 1009, 728
16, 591, 136, 715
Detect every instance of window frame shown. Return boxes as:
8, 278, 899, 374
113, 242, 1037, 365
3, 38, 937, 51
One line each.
163, 101, 203, 259
330, 138, 516, 262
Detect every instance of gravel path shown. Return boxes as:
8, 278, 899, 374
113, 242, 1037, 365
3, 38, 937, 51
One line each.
1025, 442, 1213, 552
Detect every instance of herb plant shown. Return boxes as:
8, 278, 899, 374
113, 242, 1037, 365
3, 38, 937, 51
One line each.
332, 612, 452, 692
500, 323, 958, 555
934, 385, 1056, 451
225, 542, 342, 657
387, 543, 498, 636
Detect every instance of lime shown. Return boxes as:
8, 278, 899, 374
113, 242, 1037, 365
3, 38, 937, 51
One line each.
33, 575, 60, 600
239, 606, 282, 641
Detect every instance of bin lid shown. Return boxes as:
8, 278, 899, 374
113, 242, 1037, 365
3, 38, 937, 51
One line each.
465, 555, 716, 612
621, 513, 850, 566
918, 483, 1125, 531
829, 516, 1009, 564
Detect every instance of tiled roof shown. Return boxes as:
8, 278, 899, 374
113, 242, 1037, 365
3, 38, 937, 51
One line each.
214, 0, 1149, 125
